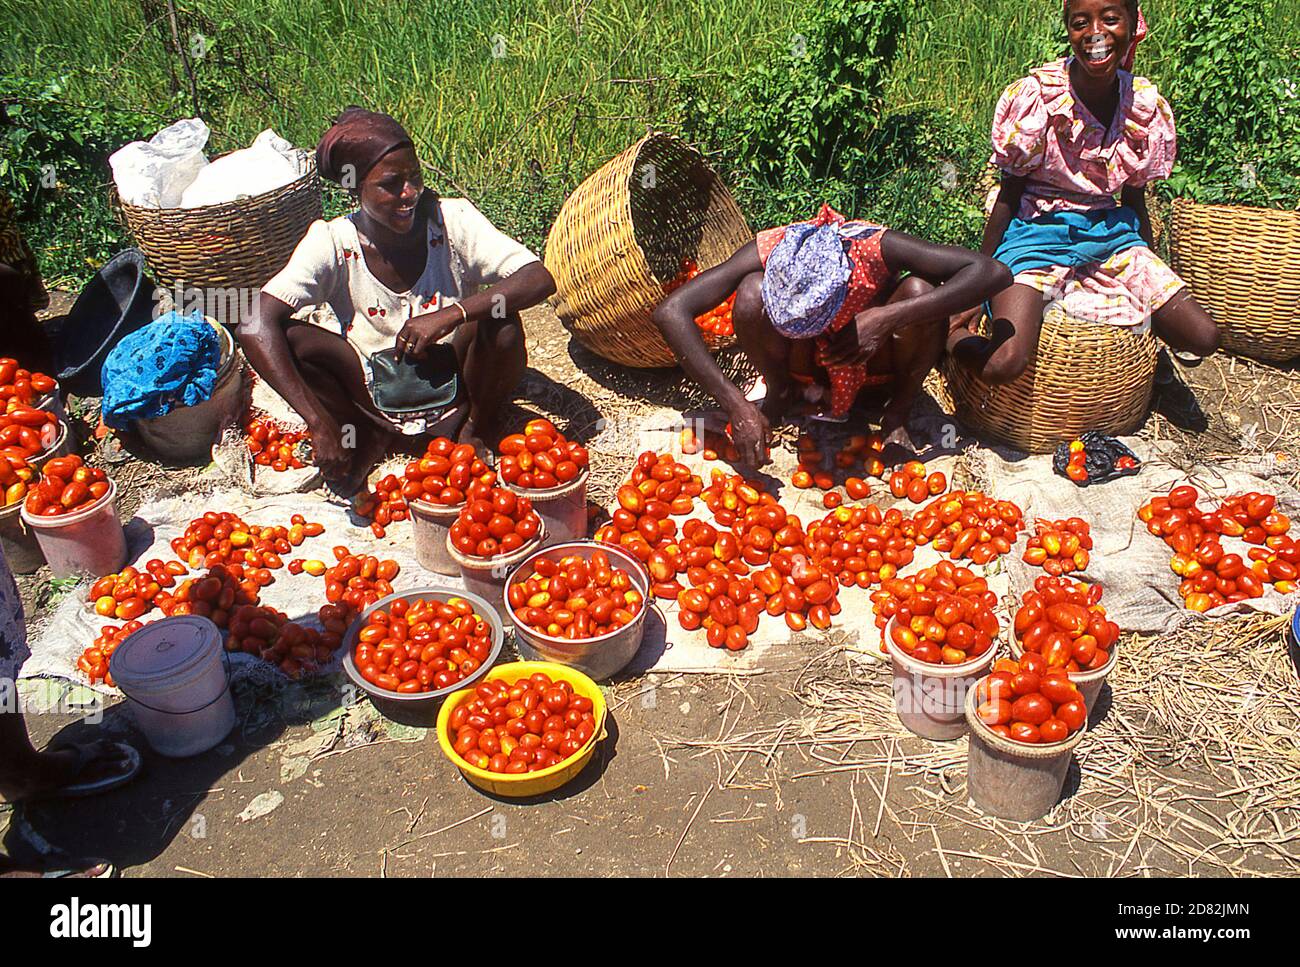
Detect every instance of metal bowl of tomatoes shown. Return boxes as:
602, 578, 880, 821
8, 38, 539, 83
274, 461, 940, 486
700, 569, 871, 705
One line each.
436, 660, 608, 797
504, 541, 650, 681
342, 587, 505, 725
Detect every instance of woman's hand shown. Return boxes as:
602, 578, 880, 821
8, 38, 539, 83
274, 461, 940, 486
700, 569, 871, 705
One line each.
727, 400, 772, 468
822, 305, 896, 367
396, 305, 463, 359
949, 306, 983, 335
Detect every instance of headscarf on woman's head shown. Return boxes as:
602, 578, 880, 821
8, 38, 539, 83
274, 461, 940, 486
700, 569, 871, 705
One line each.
315, 107, 413, 186
760, 204, 882, 340
1063, 1, 1146, 70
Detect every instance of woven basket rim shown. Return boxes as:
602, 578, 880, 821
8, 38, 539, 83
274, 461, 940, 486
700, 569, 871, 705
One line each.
118, 148, 317, 220
1171, 196, 1300, 219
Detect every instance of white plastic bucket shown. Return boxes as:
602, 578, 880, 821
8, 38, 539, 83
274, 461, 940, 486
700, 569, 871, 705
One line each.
19, 478, 126, 579
504, 468, 589, 548
886, 617, 999, 741
109, 616, 236, 758
0, 428, 69, 575
409, 498, 463, 576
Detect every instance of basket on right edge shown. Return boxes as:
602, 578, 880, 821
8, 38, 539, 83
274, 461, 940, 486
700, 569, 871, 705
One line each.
940, 303, 1158, 454
1170, 198, 1300, 364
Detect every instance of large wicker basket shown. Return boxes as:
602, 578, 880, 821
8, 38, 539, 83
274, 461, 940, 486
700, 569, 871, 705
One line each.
1170, 198, 1300, 363
118, 149, 322, 299
939, 304, 1158, 453
544, 133, 752, 368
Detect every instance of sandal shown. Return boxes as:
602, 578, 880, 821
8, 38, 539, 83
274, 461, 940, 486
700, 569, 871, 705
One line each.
36, 741, 141, 799
42, 860, 118, 879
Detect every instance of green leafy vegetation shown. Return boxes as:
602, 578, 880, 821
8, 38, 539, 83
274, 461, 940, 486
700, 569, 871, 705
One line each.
1, 0, 1296, 289
1161, 0, 1300, 208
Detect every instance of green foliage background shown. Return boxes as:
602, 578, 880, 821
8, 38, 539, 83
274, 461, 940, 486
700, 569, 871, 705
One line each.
1, 0, 1296, 288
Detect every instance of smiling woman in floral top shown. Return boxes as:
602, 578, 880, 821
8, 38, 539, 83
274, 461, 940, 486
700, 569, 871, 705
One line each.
947, 0, 1220, 384
242, 108, 556, 495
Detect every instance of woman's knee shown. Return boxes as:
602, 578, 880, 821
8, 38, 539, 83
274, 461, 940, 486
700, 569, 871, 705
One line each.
476, 312, 525, 359
981, 345, 1031, 384
894, 275, 934, 302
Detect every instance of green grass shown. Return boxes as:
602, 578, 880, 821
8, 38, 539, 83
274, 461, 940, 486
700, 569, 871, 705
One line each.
2, 0, 1297, 279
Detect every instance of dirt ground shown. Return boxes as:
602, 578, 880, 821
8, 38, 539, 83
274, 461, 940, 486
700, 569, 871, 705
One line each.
3, 297, 1298, 878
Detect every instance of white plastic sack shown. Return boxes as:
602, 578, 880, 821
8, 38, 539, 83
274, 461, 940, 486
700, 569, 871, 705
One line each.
109, 118, 210, 208
180, 129, 298, 208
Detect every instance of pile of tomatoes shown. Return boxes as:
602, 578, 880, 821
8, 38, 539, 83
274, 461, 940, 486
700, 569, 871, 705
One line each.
0, 359, 58, 408
974, 655, 1087, 744
1140, 485, 1295, 611
906, 490, 1024, 565
161, 565, 264, 628
592, 452, 703, 560
245, 416, 310, 472
695, 292, 736, 337
870, 561, 999, 664
355, 473, 408, 538
498, 419, 589, 491
888, 462, 946, 504
449, 487, 542, 559
675, 521, 840, 645
1022, 517, 1092, 575
354, 594, 495, 694
77, 620, 145, 687
1138, 483, 1289, 610
169, 510, 319, 577
313, 545, 401, 620
662, 259, 736, 338
447, 671, 598, 774
89, 560, 188, 622
0, 405, 59, 466
806, 503, 916, 590
401, 437, 495, 507
509, 550, 645, 640
1012, 576, 1118, 671
23, 455, 110, 517
227, 604, 337, 680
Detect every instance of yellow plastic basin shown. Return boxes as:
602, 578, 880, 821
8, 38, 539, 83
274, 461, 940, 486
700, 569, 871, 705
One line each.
436, 661, 608, 798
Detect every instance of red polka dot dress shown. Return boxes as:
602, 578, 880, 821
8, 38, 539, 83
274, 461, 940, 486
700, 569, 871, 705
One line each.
757, 206, 895, 418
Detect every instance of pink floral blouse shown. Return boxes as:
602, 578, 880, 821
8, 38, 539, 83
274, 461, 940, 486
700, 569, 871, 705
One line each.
991, 58, 1177, 221
987, 58, 1185, 328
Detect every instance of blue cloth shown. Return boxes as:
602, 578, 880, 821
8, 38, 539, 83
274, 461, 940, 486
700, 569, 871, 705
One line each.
761, 222, 852, 339
992, 206, 1148, 277
101, 311, 220, 429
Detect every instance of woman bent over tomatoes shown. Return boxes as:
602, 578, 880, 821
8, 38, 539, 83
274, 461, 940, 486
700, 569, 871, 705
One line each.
653, 204, 1010, 466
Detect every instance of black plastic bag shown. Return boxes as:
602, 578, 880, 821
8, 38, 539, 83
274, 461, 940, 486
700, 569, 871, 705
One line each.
1052, 431, 1141, 487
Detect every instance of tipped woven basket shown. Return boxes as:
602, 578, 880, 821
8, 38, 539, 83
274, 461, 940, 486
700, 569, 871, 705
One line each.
118, 149, 322, 301
1170, 198, 1300, 363
544, 133, 752, 368
939, 303, 1158, 454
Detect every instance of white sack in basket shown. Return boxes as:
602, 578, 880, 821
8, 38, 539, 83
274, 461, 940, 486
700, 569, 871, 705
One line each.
109, 117, 210, 208
180, 129, 300, 208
